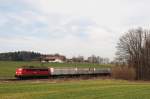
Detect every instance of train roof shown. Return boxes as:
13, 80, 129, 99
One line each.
21, 66, 48, 69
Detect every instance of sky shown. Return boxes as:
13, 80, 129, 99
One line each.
0, 0, 150, 60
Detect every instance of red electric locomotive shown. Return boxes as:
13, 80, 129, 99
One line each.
15, 66, 50, 78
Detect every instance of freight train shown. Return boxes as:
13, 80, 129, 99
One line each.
15, 66, 111, 79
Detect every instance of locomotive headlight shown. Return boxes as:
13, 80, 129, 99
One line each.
16, 71, 22, 75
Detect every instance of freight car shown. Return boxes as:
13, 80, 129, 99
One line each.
15, 66, 111, 79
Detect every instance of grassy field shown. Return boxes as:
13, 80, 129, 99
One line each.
0, 79, 150, 99
0, 61, 112, 79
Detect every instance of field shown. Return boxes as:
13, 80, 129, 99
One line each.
0, 79, 150, 99
0, 61, 111, 79
0, 61, 150, 99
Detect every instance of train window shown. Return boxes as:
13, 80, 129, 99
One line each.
39, 69, 48, 71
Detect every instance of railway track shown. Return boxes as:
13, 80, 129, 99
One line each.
0, 75, 111, 82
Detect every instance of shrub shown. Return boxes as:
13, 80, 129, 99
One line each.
112, 66, 136, 80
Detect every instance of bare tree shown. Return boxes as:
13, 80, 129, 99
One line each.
116, 28, 150, 80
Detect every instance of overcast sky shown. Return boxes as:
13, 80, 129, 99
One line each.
0, 0, 149, 60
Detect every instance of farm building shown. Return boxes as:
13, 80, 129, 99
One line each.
41, 54, 66, 63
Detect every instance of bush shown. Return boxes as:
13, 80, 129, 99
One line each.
112, 66, 136, 80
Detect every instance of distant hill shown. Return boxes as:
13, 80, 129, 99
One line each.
0, 51, 41, 61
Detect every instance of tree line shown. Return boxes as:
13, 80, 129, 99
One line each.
0, 51, 41, 61
68, 55, 109, 64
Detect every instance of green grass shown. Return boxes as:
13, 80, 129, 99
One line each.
0, 61, 112, 79
0, 79, 150, 99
